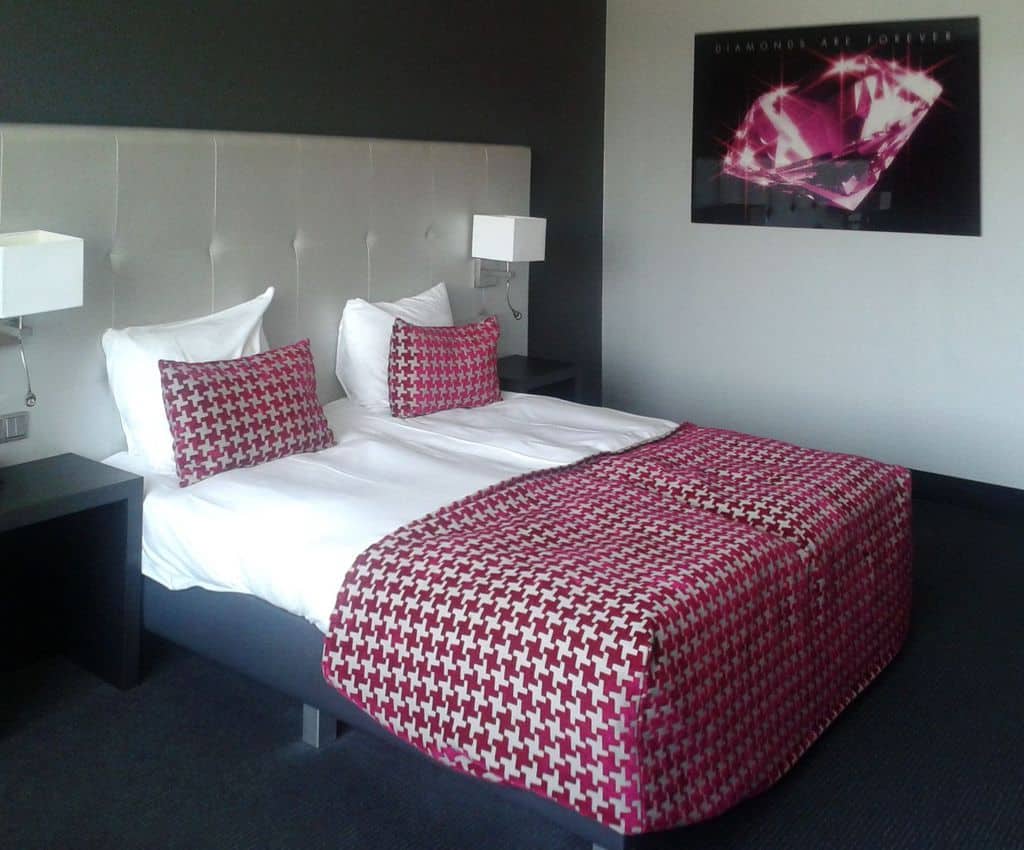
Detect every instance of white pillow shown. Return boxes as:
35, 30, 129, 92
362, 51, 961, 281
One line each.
102, 287, 275, 472
335, 282, 453, 410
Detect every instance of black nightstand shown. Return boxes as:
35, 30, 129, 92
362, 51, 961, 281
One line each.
498, 355, 580, 402
0, 453, 143, 689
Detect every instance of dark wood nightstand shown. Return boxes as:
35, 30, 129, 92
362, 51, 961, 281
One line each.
498, 355, 580, 402
0, 453, 143, 689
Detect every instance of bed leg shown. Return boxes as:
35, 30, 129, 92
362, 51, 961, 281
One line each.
302, 704, 342, 748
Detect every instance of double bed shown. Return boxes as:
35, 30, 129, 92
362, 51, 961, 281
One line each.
107, 388, 911, 849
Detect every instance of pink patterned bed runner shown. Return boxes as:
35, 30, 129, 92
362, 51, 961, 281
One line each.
322, 424, 912, 835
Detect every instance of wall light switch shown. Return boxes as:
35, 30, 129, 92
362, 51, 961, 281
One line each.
0, 410, 29, 442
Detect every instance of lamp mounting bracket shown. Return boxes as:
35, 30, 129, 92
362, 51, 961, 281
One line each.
473, 259, 514, 289
0, 317, 32, 343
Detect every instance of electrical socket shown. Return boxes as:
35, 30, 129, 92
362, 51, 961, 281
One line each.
0, 411, 29, 443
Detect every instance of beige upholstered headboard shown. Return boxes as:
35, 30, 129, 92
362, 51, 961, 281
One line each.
0, 125, 531, 465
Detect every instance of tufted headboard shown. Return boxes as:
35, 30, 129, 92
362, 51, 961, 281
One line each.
0, 125, 531, 465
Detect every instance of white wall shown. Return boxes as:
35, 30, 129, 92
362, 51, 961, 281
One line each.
604, 0, 1024, 488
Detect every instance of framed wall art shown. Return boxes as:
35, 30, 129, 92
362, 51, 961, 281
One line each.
691, 17, 980, 236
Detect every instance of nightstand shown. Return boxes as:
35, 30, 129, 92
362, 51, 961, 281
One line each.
498, 355, 580, 402
0, 453, 143, 689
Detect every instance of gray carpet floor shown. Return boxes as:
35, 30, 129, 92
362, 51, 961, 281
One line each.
2, 499, 1022, 849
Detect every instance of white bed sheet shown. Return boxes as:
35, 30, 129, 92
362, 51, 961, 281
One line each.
105, 393, 675, 632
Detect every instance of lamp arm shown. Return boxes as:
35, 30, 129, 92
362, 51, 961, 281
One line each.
505, 262, 522, 321
15, 318, 37, 407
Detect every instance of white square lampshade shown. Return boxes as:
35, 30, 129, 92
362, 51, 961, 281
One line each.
0, 230, 84, 319
472, 215, 546, 262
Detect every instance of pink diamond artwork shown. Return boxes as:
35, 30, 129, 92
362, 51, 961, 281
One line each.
722, 54, 943, 211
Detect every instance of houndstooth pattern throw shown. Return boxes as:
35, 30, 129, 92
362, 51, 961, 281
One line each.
322, 424, 912, 834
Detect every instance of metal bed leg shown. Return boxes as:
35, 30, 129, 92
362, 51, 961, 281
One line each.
302, 704, 342, 748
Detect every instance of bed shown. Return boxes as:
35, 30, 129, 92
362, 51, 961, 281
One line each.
106, 390, 911, 848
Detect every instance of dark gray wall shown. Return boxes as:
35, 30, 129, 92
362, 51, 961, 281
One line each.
0, 1, 606, 402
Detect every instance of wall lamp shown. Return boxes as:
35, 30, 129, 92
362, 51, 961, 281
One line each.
471, 215, 546, 321
0, 230, 84, 407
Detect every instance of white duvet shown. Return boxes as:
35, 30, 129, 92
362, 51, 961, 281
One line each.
105, 393, 674, 632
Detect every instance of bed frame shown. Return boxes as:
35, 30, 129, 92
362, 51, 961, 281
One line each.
144, 578, 630, 849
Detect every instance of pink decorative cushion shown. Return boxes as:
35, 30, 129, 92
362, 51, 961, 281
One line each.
388, 316, 502, 418
159, 339, 336, 486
